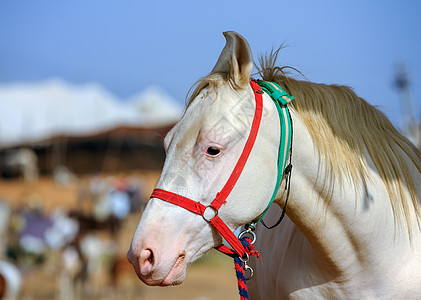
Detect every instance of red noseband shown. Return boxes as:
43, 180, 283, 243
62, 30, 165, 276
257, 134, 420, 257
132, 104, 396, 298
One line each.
150, 80, 263, 258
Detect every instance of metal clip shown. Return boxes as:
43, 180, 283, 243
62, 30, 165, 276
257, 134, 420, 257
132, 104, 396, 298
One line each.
243, 264, 254, 280
239, 252, 254, 280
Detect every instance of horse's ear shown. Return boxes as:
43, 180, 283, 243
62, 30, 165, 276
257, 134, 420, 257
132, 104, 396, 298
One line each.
211, 31, 253, 87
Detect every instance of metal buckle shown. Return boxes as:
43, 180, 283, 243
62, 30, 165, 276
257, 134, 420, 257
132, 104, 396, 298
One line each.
202, 205, 218, 222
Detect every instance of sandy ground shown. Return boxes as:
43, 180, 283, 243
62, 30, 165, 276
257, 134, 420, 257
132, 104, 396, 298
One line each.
0, 172, 239, 300
21, 251, 238, 300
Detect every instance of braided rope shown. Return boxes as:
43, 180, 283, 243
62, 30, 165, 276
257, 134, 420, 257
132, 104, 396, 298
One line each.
234, 255, 248, 299
233, 237, 260, 300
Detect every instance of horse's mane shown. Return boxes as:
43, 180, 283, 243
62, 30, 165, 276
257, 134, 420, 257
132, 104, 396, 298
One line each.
258, 48, 421, 231
186, 48, 421, 232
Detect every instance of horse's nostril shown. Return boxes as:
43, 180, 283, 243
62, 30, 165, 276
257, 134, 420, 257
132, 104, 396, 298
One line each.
145, 249, 154, 264
139, 249, 155, 276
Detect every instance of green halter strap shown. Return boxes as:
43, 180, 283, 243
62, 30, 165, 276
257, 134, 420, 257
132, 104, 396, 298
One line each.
252, 80, 294, 223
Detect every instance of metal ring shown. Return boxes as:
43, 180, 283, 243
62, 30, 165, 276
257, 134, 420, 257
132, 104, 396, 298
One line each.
202, 206, 218, 222
238, 229, 256, 244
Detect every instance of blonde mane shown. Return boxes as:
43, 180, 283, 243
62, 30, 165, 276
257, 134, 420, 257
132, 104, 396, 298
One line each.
186, 49, 421, 231
258, 48, 421, 230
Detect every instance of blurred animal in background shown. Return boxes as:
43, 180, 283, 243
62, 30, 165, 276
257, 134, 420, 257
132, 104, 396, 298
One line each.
79, 234, 117, 296
59, 244, 83, 300
0, 202, 11, 258
1, 148, 38, 182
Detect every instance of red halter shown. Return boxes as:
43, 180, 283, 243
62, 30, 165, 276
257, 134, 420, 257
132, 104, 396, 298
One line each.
150, 80, 263, 259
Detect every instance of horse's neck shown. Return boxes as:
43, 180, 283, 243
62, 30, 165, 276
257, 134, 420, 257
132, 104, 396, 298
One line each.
277, 110, 421, 280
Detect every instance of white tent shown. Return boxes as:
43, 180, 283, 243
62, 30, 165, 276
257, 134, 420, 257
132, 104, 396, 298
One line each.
0, 78, 183, 147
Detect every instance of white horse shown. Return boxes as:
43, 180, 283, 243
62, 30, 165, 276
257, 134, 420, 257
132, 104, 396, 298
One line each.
127, 31, 421, 299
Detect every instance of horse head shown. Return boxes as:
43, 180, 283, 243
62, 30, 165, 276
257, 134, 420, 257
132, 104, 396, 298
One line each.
127, 31, 282, 286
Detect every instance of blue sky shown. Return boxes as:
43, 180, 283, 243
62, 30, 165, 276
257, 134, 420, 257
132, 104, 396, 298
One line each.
1, 0, 420, 127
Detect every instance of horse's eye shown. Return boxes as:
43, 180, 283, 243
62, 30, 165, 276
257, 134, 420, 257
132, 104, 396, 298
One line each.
206, 146, 221, 156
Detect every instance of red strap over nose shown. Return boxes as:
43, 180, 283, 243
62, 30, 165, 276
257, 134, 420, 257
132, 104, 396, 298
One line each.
151, 188, 206, 215
150, 80, 264, 258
